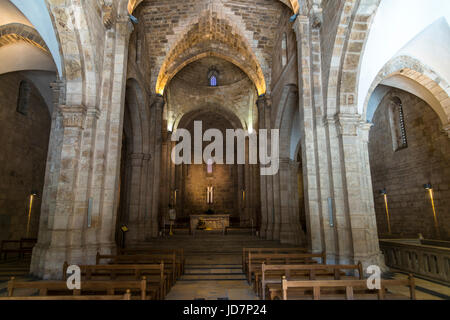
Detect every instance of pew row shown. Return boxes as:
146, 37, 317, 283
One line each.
259, 262, 363, 299
96, 252, 178, 287
63, 262, 165, 299
242, 248, 307, 274
281, 275, 416, 300
118, 248, 185, 274
246, 252, 327, 285
0, 290, 131, 300
5, 276, 149, 300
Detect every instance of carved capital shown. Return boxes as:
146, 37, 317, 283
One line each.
150, 94, 165, 110
58, 105, 87, 129
443, 124, 450, 138
256, 94, 268, 111
358, 121, 374, 143
102, 1, 117, 29
336, 113, 361, 137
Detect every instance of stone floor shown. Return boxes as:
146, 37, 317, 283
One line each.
0, 230, 449, 300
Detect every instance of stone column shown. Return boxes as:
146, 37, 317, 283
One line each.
256, 95, 268, 238
293, 16, 324, 253
279, 158, 301, 244
126, 153, 145, 244
30, 14, 133, 279
149, 94, 164, 238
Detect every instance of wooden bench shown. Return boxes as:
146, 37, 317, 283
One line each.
0, 238, 37, 260
19, 238, 37, 258
0, 240, 21, 260
247, 252, 326, 285
5, 276, 148, 300
242, 247, 307, 274
96, 252, 178, 288
0, 290, 131, 300
281, 275, 416, 300
63, 262, 166, 299
260, 262, 363, 299
118, 248, 185, 274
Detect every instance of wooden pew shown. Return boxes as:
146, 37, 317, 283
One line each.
247, 252, 326, 285
260, 262, 363, 300
0, 238, 37, 260
63, 262, 166, 299
19, 238, 37, 259
0, 290, 131, 300
96, 252, 178, 288
242, 248, 307, 274
118, 248, 185, 274
281, 275, 416, 300
0, 240, 21, 260
6, 276, 148, 300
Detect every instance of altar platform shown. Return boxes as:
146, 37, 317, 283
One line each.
189, 214, 230, 235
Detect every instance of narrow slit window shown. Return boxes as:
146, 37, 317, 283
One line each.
388, 97, 408, 151
16, 80, 31, 116
208, 67, 219, 87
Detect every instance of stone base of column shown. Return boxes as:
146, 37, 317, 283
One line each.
265, 226, 274, 240
279, 223, 304, 246
30, 242, 116, 280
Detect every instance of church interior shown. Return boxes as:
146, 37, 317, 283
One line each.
0, 0, 449, 301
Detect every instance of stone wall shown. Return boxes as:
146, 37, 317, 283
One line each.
369, 89, 450, 240
0, 72, 50, 242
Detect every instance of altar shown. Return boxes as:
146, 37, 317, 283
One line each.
189, 214, 230, 235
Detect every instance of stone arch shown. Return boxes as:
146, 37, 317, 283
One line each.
274, 84, 298, 159
127, 0, 298, 15
364, 56, 450, 132
0, 23, 49, 52
175, 104, 244, 133
325, 0, 381, 116
154, 5, 267, 96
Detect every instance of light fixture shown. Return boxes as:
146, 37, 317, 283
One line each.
424, 183, 440, 238
380, 188, 391, 234
423, 183, 432, 190
26, 192, 38, 238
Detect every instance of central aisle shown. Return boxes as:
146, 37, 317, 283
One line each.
139, 230, 297, 300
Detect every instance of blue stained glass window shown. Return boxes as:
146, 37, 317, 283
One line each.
209, 75, 217, 87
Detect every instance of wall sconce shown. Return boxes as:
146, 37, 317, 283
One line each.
26, 191, 39, 238
424, 183, 440, 238
379, 188, 391, 234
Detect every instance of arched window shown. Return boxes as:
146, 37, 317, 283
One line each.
388, 97, 408, 151
208, 67, 219, 87
16, 80, 31, 115
281, 32, 288, 67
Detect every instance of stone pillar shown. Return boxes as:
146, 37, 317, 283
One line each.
279, 158, 301, 244
149, 94, 164, 238
256, 95, 268, 238
126, 153, 148, 244
272, 170, 281, 240
293, 16, 324, 253
30, 15, 133, 279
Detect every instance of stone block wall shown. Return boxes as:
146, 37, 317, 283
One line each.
0, 72, 51, 242
183, 164, 236, 217
369, 89, 450, 240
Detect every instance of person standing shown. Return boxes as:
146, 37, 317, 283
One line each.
168, 204, 176, 236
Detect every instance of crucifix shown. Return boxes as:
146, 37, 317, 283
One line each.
207, 186, 214, 204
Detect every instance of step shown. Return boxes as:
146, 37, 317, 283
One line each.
180, 274, 247, 281
185, 268, 243, 274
